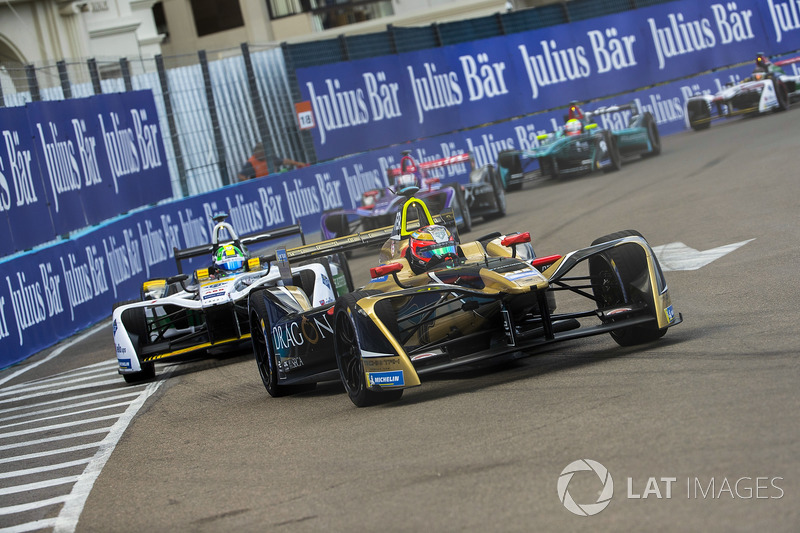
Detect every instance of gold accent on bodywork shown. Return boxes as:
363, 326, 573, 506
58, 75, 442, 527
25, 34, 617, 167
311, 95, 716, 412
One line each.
143, 334, 251, 362
355, 295, 421, 389
459, 241, 487, 261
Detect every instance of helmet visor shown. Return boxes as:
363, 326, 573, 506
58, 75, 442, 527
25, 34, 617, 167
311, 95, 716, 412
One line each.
414, 242, 456, 260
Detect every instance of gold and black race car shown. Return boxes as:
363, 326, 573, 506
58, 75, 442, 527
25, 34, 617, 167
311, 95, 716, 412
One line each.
248, 191, 682, 407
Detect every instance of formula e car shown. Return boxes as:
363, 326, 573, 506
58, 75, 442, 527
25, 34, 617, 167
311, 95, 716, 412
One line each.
321, 151, 505, 239
112, 214, 353, 383
249, 192, 681, 407
497, 102, 661, 187
686, 54, 797, 131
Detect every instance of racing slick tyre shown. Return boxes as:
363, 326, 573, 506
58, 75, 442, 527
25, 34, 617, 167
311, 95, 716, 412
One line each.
601, 131, 622, 173
249, 291, 316, 397
445, 183, 472, 233
641, 112, 662, 157
539, 156, 559, 179
483, 165, 507, 221
114, 300, 155, 383
774, 80, 790, 112
589, 230, 667, 347
496, 151, 523, 191
324, 212, 350, 238
334, 290, 403, 407
687, 100, 711, 131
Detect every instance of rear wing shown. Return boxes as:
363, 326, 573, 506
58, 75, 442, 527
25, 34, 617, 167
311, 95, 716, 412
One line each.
775, 55, 800, 67
173, 223, 306, 273
386, 153, 473, 178
585, 101, 641, 122
263, 211, 456, 264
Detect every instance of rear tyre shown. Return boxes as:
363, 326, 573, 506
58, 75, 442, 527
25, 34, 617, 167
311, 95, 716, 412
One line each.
324, 213, 349, 238
774, 80, 790, 112
589, 230, 667, 346
483, 165, 507, 221
249, 291, 315, 397
446, 183, 472, 233
114, 300, 155, 383
496, 151, 523, 191
334, 291, 404, 407
601, 131, 622, 173
641, 112, 661, 157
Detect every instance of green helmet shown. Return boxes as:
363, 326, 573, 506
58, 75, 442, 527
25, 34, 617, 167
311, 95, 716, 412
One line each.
214, 244, 246, 272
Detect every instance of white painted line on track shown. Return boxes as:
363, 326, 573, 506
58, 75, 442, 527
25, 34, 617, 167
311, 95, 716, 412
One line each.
0, 414, 121, 439
0, 459, 92, 480
0, 371, 121, 396
0, 378, 124, 404
0, 428, 109, 452
0, 496, 69, 516
53, 376, 167, 533
0, 398, 136, 428
0, 518, 58, 533
0, 475, 81, 496
0, 320, 111, 387
0, 388, 144, 416
0, 442, 101, 465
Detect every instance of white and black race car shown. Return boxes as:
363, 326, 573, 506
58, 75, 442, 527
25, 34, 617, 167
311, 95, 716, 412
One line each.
112, 214, 353, 383
686, 53, 799, 131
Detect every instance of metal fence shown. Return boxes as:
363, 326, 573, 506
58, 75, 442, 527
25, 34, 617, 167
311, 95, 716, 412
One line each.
0, 0, 669, 200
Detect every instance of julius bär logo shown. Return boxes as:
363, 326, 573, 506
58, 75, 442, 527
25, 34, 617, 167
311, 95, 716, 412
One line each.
557, 459, 614, 516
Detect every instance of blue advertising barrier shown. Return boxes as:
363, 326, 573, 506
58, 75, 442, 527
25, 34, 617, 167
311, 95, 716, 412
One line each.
0, 56, 779, 370
296, 0, 800, 160
0, 91, 172, 255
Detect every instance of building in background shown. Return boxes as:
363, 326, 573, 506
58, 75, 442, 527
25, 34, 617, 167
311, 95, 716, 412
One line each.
1, 1, 553, 73
0, 0, 163, 76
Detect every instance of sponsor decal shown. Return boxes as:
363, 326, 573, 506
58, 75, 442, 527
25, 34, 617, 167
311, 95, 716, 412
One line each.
368, 370, 404, 387
665, 305, 675, 321
119, 358, 132, 369
503, 269, 542, 281
272, 313, 334, 350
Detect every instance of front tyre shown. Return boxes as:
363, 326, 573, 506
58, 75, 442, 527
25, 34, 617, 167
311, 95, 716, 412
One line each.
249, 292, 315, 397
114, 300, 155, 384
601, 131, 622, 173
334, 291, 403, 407
774, 80, 790, 112
687, 100, 711, 131
641, 111, 661, 157
589, 230, 667, 346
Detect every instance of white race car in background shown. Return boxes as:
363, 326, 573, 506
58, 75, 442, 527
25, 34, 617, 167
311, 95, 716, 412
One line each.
686, 53, 798, 131
112, 214, 353, 383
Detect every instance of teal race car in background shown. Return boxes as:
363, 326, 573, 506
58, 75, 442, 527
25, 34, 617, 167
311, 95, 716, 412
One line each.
497, 102, 661, 190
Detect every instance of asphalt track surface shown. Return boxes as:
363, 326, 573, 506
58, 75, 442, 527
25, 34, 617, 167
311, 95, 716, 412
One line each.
1, 110, 798, 532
